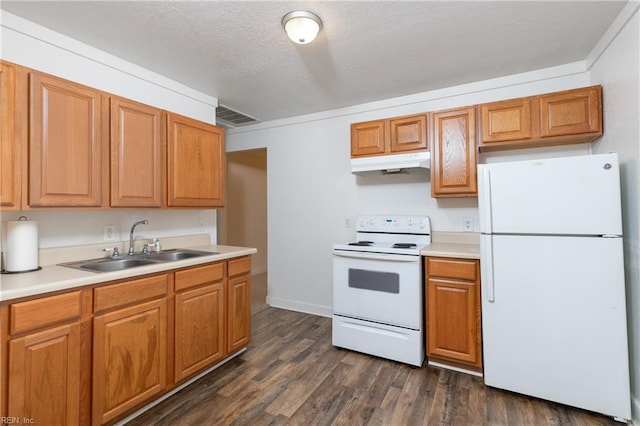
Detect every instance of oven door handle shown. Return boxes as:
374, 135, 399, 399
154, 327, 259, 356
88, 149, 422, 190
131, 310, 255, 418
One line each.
332, 250, 419, 262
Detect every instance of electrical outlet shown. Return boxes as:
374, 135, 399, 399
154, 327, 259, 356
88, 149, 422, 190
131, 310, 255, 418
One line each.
197, 218, 206, 231
463, 217, 474, 232
344, 217, 351, 228
104, 225, 116, 241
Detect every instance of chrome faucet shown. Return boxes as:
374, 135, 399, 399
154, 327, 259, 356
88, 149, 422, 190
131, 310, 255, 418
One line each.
128, 220, 148, 255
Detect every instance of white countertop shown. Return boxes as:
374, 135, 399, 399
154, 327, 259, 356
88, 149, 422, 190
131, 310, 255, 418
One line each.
420, 231, 480, 259
420, 242, 480, 259
0, 244, 256, 302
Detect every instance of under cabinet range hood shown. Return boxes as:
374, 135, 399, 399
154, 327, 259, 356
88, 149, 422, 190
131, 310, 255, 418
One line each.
351, 151, 431, 175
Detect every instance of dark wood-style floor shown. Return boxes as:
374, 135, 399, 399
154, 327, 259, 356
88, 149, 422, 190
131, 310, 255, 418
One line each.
126, 307, 618, 426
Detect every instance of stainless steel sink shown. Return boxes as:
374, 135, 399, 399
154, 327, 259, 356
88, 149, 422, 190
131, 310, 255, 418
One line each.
142, 249, 216, 262
59, 249, 219, 273
80, 258, 160, 272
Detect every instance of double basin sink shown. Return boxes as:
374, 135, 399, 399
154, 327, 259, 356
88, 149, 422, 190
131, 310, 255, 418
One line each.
60, 249, 218, 273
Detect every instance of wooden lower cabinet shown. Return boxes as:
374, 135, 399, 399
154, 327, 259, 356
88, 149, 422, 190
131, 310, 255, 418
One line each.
174, 263, 226, 382
8, 323, 81, 425
1, 256, 252, 425
227, 257, 251, 354
2, 290, 89, 425
426, 257, 482, 370
93, 298, 167, 424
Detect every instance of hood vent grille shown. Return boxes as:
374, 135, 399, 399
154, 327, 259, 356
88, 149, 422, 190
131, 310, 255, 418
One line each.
216, 104, 260, 127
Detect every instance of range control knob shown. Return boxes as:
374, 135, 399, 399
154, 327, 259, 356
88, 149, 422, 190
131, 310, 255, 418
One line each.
368, 218, 376, 226
407, 218, 415, 226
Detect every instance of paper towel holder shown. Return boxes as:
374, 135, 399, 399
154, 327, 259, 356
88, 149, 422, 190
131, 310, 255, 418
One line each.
1, 215, 42, 274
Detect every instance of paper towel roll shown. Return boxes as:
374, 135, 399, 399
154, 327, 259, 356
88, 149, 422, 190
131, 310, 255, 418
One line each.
5, 219, 39, 272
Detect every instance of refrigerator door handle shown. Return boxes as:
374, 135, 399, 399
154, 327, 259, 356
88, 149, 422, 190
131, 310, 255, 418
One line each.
480, 168, 493, 233
480, 235, 495, 302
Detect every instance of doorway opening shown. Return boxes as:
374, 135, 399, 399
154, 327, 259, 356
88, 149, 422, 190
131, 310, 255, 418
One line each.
218, 148, 268, 314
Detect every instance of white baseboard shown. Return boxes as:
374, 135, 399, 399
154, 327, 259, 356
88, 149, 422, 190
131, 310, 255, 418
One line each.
266, 296, 332, 318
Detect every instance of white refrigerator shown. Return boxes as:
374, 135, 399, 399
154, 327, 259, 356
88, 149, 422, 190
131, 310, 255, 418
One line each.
478, 153, 631, 421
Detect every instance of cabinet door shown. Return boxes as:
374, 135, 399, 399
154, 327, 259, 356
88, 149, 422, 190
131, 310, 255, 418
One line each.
427, 277, 481, 367
351, 120, 386, 157
480, 98, 532, 144
389, 114, 428, 153
110, 97, 162, 207
166, 112, 224, 207
29, 72, 106, 207
0, 61, 21, 210
93, 299, 167, 425
431, 107, 477, 197
8, 323, 81, 425
539, 86, 602, 138
175, 282, 225, 382
227, 275, 251, 354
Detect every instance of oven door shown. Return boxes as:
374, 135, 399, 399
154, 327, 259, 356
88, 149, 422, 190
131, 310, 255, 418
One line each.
332, 249, 422, 329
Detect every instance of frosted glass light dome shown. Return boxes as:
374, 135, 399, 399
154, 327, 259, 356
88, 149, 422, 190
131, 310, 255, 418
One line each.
282, 11, 323, 45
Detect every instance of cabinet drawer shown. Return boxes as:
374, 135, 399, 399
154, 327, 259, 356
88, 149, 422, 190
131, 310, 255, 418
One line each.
427, 257, 477, 281
10, 291, 82, 334
228, 256, 251, 278
94, 274, 168, 312
175, 262, 224, 292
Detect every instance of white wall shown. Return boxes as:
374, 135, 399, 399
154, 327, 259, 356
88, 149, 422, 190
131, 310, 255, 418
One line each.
226, 65, 591, 317
0, 12, 217, 123
588, 3, 640, 422
0, 11, 219, 248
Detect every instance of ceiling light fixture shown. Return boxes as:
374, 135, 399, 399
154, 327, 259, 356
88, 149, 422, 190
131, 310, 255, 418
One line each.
282, 11, 323, 45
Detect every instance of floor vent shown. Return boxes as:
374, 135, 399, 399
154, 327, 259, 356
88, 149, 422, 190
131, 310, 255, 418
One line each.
216, 104, 260, 127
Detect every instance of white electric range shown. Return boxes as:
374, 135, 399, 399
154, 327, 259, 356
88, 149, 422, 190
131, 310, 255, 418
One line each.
332, 215, 431, 367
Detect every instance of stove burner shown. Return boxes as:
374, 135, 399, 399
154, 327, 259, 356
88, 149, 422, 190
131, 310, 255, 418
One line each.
348, 241, 374, 246
393, 243, 417, 249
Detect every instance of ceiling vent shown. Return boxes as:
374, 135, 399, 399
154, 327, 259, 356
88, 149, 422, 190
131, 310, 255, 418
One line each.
215, 104, 260, 128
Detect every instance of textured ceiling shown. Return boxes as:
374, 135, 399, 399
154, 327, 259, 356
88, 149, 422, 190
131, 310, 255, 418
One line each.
0, 1, 627, 123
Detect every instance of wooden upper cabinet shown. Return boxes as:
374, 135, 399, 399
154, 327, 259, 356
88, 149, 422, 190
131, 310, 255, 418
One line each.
351, 120, 386, 157
479, 85, 602, 151
110, 97, 162, 207
539, 85, 602, 137
29, 72, 107, 207
351, 114, 428, 157
0, 61, 22, 210
431, 107, 477, 197
480, 97, 533, 144
389, 114, 428, 153
166, 112, 225, 207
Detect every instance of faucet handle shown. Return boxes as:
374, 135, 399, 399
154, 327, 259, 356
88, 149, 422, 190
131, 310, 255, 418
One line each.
142, 244, 149, 254
102, 247, 120, 258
